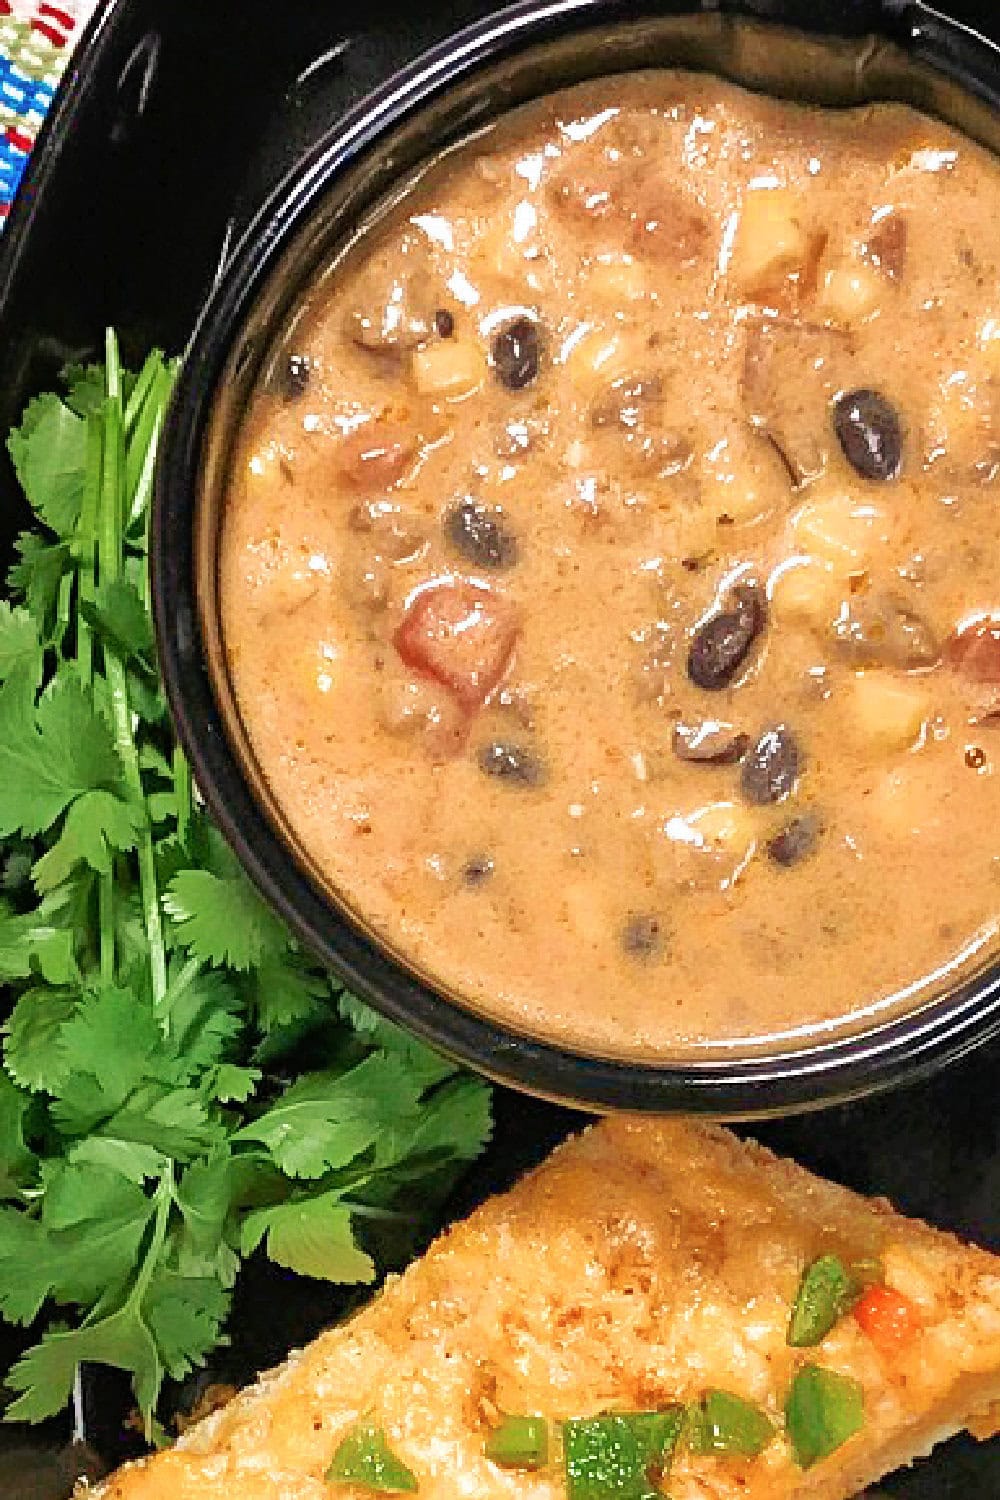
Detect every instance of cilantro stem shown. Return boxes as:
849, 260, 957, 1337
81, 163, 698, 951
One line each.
78, 410, 118, 984
338, 1201, 410, 1224
173, 745, 192, 848
127, 362, 170, 536
98, 877, 115, 986
75, 414, 103, 688
100, 331, 168, 1020
165, 951, 201, 1009
55, 571, 73, 646
135, 1163, 175, 1303
122, 350, 159, 438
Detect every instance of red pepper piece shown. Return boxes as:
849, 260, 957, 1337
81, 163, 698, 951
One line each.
337, 422, 415, 489
394, 581, 518, 710
946, 615, 1000, 682
853, 1284, 920, 1354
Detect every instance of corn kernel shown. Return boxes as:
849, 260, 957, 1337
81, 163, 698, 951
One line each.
560, 325, 619, 383
701, 431, 788, 526
584, 253, 649, 305
730, 187, 810, 295
816, 259, 883, 325
664, 800, 758, 858
844, 672, 930, 753
768, 557, 842, 629
472, 215, 528, 281
411, 340, 484, 400
790, 491, 890, 574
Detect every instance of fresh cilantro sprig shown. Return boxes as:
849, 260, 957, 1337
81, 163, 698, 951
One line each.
0, 335, 492, 1430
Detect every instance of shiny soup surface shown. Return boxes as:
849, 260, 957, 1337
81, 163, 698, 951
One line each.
219, 72, 1000, 1059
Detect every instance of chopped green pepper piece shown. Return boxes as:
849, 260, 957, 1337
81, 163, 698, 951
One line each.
686, 1390, 775, 1458
327, 1424, 419, 1492
785, 1364, 864, 1469
564, 1410, 685, 1500
787, 1254, 859, 1347
485, 1415, 549, 1469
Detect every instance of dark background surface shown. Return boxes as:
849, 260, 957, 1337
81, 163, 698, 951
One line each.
1, 0, 1000, 1493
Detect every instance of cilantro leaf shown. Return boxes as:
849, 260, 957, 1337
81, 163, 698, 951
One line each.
373, 1073, 494, 1176
173, 1151, 274, 1286
7, 393, 87, 538
249, 955, 329, 1034
0, 345, 492, 1432
0, 601, 42, 684
5, 1297, 163, 1425
165, 969, 243, 1079
59, 1085, 224, 1163
61, 362, 110, 419
6, 532, 71, 639
32, 788, 139, 892
0, 883, 86, 986
66, 1137, 166, 1184
142, 1266, 230, 1384
241, 1191, 376, 1284
55, 985, 176, 1114
3, 987, 77, 1093
79, 578, 154, 662
233, 1054, 422, 1179
207, 1063, 261, 1104
0, 675, 127, 840
164, 868, 289, 971
339, 989, 456, 1090
0, 1165, 154, 1323
0, 1073, 37, 1201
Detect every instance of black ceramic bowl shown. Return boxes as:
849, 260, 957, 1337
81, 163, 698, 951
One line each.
155, 0, 1000, 1117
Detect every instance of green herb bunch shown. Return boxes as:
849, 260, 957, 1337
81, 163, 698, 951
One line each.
0, 334, 491, 1429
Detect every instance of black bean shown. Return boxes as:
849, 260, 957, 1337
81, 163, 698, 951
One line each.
741, 725, 802, 806
435, 307, 455, 338
478, 740, 545, 786
445, 499, 518, 570
490, 316, 541, 390
832, 388, 902, 481
687, 584, 766, 691
461, 855, 495, 887
672, 720, 750, 765
620, 913, 665, 961
767, 813, 821, 867
279, 352, 311, 401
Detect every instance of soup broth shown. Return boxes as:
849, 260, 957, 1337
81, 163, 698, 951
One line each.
219, 72, 1000, 1059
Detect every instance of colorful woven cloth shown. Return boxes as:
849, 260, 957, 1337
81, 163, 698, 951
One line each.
0, 0, 100, 224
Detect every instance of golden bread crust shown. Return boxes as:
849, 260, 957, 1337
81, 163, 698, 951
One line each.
81, 1120, 1000, 1500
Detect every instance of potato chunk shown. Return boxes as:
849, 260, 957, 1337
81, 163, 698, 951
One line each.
790, 491, 891, 574
730, 187, 812, 296
844, 672, 930, 752
412, 340, 484, 399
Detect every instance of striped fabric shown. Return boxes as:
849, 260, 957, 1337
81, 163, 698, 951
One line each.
0, 0, 100, 223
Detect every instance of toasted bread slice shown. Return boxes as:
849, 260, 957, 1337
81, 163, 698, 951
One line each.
82, 1119, 1000, 1500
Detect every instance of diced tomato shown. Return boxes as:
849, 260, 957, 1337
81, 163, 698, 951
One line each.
946, 615, 1000, 683
393, 581, 519, 710
853, 1284, 920, 1353
337, 422, 415, 489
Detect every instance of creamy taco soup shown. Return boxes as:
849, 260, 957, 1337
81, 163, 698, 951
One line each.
219, 71, 1000, 1059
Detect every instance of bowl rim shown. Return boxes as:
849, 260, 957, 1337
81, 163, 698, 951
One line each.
153, 0, 1000, 1117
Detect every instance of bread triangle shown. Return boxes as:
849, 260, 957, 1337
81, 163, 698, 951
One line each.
81, 1119, 1000, 1500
